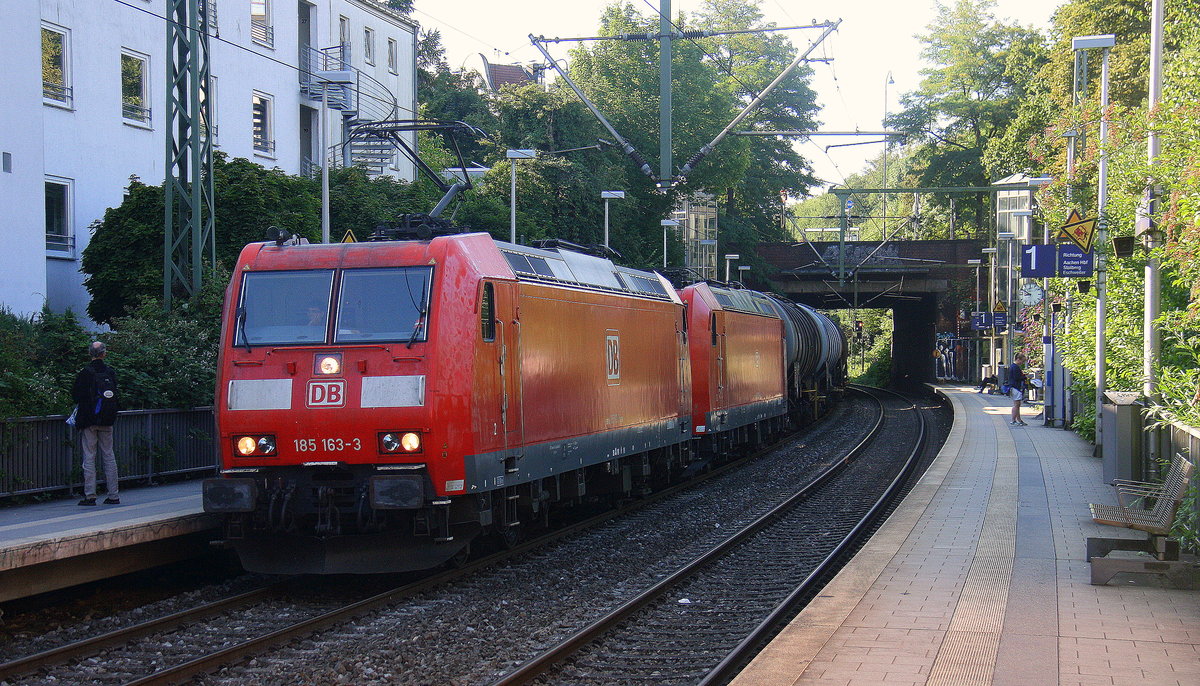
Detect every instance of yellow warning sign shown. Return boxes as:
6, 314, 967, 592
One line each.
341, 230, 357, 243
993, 301, 1007, 313
1057, 209, 1097, 253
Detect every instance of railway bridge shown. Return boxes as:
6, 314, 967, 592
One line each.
755, 239, 988, 384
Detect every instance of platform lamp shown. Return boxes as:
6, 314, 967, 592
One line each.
506, 149, 537, 244
661, 220, 679, 268
967, 258, 983, 387
600, 191, 625, 249
724, 253, 740, 282
997, 231, 1016, 366
981, 247, 998, 379
737, 265, 751, 285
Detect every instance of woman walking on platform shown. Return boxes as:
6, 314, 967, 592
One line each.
1008, 353, 1028, 426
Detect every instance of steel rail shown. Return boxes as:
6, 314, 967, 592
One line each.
8, 408, 846, 685
489, 387, 887, 686
697, 385, 928, 684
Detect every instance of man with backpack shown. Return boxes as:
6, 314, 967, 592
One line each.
73, 341, 121, 505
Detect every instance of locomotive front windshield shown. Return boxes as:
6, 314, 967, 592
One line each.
234, 267, 432, 346
334, 267, 432, 344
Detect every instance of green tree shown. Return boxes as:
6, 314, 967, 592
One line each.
888, 0, 1048, 236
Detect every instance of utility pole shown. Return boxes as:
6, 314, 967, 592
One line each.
659, 0, 673, 186
164, 0, 214, 309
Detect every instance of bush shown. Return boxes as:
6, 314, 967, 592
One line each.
0, 307, 90, 418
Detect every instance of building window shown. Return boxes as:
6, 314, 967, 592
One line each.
121, 51, 151, 124
363, 27, 375, 65
387, 38, 397, 73
252, 91, 274, 155
42, 24, 72, 107
45, 179, 73, 252
339, 16, 350, 49
251, 0, 273, 47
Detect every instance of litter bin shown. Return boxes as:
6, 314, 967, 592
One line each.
1101, 391, 1142, 484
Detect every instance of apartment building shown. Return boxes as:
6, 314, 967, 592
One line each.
0, 0, 417, 322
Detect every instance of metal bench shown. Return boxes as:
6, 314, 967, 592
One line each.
1087, 453, 1199, 586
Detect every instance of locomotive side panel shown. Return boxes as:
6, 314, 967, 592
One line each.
473, 283, 687, 487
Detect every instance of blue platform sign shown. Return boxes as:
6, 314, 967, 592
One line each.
971, 312, 992, 330
1021, 245, 1057, 278
993, 311, 1008, 330
1058, 244, 1094, 277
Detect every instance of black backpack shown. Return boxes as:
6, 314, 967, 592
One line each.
91, 367, 120, 424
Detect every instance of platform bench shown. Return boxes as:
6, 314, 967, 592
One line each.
1087, 453, 1199, 586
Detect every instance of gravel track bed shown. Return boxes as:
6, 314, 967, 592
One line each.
193, 399, 875, 686
532, 389, 928, 684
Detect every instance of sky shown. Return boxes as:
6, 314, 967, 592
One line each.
411, 0, 1056, 192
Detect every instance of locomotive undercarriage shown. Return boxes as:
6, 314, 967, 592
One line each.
209, 412, 805, 574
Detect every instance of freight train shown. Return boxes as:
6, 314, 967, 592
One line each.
202, 232, 846, 574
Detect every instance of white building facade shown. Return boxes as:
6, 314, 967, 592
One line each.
0, 0, 417, 322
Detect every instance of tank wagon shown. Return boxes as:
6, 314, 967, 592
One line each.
202, 233, 845, 574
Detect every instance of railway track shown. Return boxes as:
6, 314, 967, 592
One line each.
492, 385, 927, 685
0, 403, 858, 685
0, 390, 932, 685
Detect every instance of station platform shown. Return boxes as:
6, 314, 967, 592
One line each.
733, 385, 1199, 686
0, 481, 218, 602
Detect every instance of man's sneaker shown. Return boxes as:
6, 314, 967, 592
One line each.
78, 497, 96, 506
103, 497, 121, 505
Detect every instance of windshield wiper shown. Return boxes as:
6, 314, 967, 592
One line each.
236, 306, 252, 352
406, 275, 428, 349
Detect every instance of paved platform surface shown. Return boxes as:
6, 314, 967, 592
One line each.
732, 385, 1199, 686
0, 481, 216, 601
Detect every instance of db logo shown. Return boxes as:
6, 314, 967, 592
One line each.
605, 331, 620, 385
306, 380, 346, 408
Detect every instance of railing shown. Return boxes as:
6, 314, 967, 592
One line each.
45, 232, 74, 252
0, 408, 217, 500
250, 19, 273, 47
43, 81, 73, 107
253, 136, 275, 154
122, 102, 152, 124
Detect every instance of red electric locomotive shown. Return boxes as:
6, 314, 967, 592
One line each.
203, 233, 694, 573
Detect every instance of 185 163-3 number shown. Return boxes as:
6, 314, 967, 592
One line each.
293, 438, 362, 452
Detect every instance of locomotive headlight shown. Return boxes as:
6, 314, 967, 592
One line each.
314, 353, 342, 375
379, 431, 422, 454
233, 434, 278, 456
381, 433, 401, 452
400, 432, 421, 452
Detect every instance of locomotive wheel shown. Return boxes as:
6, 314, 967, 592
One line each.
447, 541, 472, 568
498, 522, 524, 549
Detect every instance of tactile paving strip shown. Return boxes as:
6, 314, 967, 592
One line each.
926, 418, 1018, 686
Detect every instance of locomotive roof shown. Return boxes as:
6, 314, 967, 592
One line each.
695, 282, 780, 318
494, 240, 680, 304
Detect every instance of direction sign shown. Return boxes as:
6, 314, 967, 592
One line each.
1058, 244, 1094, 277
993, 312, 1008, 330
1057, 209, 1098, 253
1021, 244, 1056, 278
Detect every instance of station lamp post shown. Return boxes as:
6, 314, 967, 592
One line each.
1073, 33, 1115, 454
724, 253, 740, 282
737, 265, 751, 284
506, 149, 537, 244
601, 191, 625, 249
981, 247, 998, 378
967, 258, 982, 385
998, 231, 1016, 366
661, 220, 679, 268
